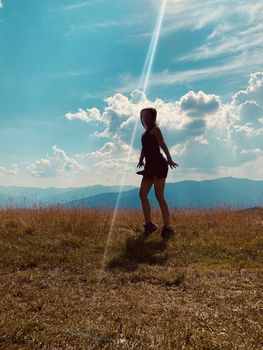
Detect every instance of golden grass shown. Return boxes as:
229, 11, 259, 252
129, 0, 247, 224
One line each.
0, 205, 262, 349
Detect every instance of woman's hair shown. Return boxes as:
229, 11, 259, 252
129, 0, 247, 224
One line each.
140, 107, 158, 128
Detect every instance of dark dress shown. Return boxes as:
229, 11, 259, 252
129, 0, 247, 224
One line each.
136, 126, 168, 180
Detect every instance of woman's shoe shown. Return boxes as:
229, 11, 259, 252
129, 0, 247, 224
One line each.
143, 222, 158, 236
161, 225, 176, 240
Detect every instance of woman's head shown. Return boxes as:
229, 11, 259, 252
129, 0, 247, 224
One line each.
140, 107, 157, 129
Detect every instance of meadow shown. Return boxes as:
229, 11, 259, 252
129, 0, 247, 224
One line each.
0, 205, 262, 349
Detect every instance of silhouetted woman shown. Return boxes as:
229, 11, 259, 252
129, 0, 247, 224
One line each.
136, 107, 179, 240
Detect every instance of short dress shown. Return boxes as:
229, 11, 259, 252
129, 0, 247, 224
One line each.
136, 126, 168, 180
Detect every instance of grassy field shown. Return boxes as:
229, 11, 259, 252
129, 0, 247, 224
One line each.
0, 205, 262, 349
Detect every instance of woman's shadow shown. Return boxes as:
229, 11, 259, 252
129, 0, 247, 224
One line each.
106, 232, 169, 273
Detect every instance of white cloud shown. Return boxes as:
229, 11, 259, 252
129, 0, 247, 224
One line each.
66, 87, 224, 145
49, 0, 105, 12
232, 72, 263, 106
27, 145, 87, 177
0, 166, 6, 175
128, 0, 227, 41
51, 68, 92, 79
170, 0, 263, 64
216, 154, 263, 180
0, 164, 20, 176
65, 14, 144, 37
239, 101, 263, 126
122, 1, 262, 94
115, 54, 257, 93
130, 0, 262, 42
65, 107, 103, 123
85, 135, 139, 171
0, 1, 3, 9
179, 90, 221, 118
7, 164, 20, 176
227, 72, 263, 152
65, 71, 263, 179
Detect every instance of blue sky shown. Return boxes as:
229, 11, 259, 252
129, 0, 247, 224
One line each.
0, 0, 263, 187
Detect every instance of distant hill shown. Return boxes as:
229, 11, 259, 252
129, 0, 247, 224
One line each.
62, 177, 263, 210
0, 184, 137, 208
0, 177, 262, 209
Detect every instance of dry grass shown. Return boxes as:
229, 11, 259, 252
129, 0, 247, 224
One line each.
0, 205, 262, 349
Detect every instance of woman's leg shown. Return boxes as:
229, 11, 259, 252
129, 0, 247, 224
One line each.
139, 176, 154, 224
153, 177, 170, 228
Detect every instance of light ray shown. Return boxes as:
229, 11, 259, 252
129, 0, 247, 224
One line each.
140, 0, 169, 94
98, 0, 169, 276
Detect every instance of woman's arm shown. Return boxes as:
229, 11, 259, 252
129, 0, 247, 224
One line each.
139, 148, 145, 162
152, 126, 172, 161
160, 143, 173, 161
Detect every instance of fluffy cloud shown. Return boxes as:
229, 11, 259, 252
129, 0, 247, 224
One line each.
179, 90, 221, 118
84, 135, 138, 174
239, 101, 262, 126
65, 72, 263, 176
77, 90, 150, 144
228, 72, 263, 153
66, 88, 223, 146
180, 72, 263, 169
65, 107, 102, 123
0, 164, 20, 176
0, 166, 6, 175
27, 145, 86, 177
232, 72, 263, 106
7, 164, 20, 176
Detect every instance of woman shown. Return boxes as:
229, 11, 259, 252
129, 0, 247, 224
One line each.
136, 107, 179, 240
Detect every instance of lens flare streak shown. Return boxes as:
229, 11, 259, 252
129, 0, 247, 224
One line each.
99, 0, 169, 274
139, 0, 169, 95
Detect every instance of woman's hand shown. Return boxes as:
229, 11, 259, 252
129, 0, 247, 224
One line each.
137, 159, 144, 168
167, 158, 179, 169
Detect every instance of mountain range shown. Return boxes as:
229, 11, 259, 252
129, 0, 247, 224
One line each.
0, 177, 262, 209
